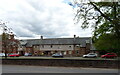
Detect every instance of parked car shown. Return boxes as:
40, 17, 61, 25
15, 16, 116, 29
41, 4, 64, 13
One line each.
24, 53, 32, 56
0, 53, 5, 57
83, 53, 97, 58
101, 53, 117, 58
52, 53, 63, 58
8, 53, 20, 57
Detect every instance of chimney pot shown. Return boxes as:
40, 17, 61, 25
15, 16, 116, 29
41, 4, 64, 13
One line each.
74, 35, 76, 38
41, 36, 43, 39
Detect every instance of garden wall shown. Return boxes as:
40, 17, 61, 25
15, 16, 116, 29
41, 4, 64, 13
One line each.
2, 59, 119, 69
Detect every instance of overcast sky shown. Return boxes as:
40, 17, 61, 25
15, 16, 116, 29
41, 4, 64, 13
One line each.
0, 0, 92, 39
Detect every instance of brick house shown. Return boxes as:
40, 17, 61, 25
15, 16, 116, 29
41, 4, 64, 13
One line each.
19, 35, 92, 56
0, 33, 19, 54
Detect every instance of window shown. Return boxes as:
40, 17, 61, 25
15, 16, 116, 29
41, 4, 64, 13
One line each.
76, 45, 79, 47
76, 50, 79, 54
50, 45, 53, 48
69, 51, 72, 54
35, 46, 38, 48
89, 54, 94, 55
107, 54, 114, 55
58, 46, 61, 49
69, 46, 71, 48
34, 46, 36, 48
64, 51, 66, 55
86, 40, 90, 43
42, 45, 44, 48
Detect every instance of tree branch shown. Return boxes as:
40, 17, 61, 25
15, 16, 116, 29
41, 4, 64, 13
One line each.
89, 2, 113, 23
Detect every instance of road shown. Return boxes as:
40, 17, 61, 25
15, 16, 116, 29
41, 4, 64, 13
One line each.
2, 65, 118, 73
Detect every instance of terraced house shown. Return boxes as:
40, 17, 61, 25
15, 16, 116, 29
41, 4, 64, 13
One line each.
19, 35, 92, 56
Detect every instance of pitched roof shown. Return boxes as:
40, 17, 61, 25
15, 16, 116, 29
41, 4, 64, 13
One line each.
20, 37, 91, 47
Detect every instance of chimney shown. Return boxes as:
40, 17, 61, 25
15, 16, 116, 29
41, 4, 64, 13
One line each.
74, 35, 76, 41
41, 36, 43, 39
74, 35, 76, 38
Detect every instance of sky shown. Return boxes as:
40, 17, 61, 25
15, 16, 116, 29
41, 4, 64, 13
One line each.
0, 0, 92, 39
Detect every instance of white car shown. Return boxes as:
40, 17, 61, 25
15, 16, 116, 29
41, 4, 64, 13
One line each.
0, 53, 5, 57
24, 53, 32, 56
83, 53, 97, 58
52, 53, 63, 58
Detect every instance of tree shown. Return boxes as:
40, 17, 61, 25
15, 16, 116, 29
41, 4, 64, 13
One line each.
73, 0, 120, 54
94, 34, 120, 53
1, 33, 9, 58
0, 21, 20, 58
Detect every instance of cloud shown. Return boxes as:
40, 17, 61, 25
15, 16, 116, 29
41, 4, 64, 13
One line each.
0, 0, 92, 39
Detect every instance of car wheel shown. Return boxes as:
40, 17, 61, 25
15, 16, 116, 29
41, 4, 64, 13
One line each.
102, 56, 105, 58
105, 57, 107, 58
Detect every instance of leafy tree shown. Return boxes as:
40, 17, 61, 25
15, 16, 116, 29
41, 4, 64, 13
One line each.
2, 33, 9, 41
73, 0, 120, 54
94, 34, 120, 53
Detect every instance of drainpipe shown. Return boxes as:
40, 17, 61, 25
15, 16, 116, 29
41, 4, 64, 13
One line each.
73, 35, 76, 56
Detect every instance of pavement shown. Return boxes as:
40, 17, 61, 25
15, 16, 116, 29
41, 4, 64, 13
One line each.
1, 56, 118, 60
2, 65, 119, 73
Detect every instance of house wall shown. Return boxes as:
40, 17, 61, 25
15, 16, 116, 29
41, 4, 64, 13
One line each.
39, 45, 74, 51
85, 43, 91, 53
33, 45, 74, 52
26, 47, 33, 53
21, 44, 91, 56
32, 44, 74, 56
31, 44, 90, 56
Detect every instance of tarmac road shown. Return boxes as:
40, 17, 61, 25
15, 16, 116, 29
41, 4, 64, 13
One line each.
2, 65, 118, 73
